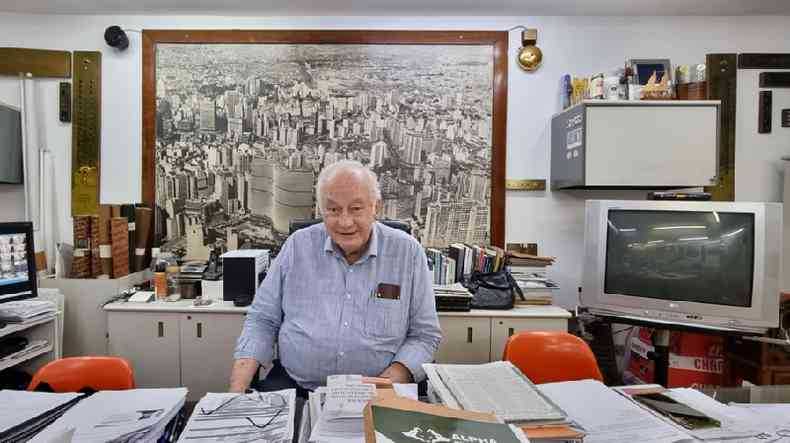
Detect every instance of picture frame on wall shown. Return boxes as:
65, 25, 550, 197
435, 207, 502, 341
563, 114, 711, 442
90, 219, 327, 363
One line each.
141, 30, 507, 260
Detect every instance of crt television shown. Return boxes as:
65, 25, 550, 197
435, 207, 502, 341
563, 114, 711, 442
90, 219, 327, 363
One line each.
0, 222, 37, 303
0, 102, 23, 184
582, 200, 782, 333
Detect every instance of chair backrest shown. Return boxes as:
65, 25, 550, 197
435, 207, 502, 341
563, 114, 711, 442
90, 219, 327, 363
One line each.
28, 356, 135, 392
502, 331, 604, 384
288, 219, 411, 236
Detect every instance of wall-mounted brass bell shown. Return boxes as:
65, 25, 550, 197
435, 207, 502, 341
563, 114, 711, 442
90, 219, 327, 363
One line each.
517, 28, 543, 72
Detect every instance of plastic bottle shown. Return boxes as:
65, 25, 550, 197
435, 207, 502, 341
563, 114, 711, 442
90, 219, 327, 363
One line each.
166, 265, 181, 301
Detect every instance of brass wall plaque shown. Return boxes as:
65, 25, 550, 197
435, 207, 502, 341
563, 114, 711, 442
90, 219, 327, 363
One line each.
0, 48, 71, 78
71, 51, 101, 216
505, 179, 547, 191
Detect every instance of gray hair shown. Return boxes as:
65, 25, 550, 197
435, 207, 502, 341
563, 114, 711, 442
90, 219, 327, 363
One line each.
316, 160, 382, 211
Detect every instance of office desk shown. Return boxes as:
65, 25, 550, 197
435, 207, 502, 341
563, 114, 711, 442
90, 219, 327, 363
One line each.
104, 301, 570, 400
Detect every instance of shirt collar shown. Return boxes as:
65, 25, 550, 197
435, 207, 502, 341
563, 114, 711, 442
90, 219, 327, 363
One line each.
323, 222, 380, 261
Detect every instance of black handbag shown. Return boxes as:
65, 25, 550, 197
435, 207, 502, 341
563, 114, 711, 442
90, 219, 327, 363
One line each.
465, 269, 525, 310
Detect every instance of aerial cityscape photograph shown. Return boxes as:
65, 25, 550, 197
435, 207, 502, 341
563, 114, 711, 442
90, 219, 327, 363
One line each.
154, 43, 495, 259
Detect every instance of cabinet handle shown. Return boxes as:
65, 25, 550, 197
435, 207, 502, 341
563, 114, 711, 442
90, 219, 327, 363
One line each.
467, 327, 473, 343
197, 322, 203, 338
508, 327, 515, 337
157, 321, 164, 337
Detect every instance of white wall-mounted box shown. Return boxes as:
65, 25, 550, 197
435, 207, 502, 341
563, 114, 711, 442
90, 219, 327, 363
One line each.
551, 100, 720, 189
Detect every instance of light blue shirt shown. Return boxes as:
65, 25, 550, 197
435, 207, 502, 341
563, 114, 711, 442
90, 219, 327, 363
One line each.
234, 221, 441, 390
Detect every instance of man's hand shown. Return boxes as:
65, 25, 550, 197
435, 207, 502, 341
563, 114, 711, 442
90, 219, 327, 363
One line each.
228, 358, 259, 393
378, 362, 413, 384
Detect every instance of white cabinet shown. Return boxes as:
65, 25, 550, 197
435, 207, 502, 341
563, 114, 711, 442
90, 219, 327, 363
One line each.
435, 307, 571, 364
490, 316, 568, 362
107, 311, 181, 389
551, 100, 720, 189
435, 317, 491, 364
106, 302, 246, 401
180, 313, 244, 400
105, 302, 570, 391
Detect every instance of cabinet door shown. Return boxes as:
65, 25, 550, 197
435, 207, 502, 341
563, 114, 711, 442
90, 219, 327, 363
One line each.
180, 313, 245, 400
491, 317, 568, 361
435, 317, 491, 364
107, 312, 181, 389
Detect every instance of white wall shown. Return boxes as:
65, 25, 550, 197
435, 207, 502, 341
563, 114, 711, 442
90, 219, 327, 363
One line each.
1, 14, 789, 306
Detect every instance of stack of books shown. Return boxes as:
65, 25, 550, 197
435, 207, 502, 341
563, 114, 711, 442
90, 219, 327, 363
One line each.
507, 249, 558, 306
432, 282, 473, 312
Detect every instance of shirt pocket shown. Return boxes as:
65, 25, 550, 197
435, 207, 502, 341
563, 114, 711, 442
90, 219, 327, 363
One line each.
364, 296, 404, 340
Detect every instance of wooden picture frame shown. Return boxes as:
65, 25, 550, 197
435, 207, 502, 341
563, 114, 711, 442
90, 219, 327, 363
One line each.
142, 30, 507, 258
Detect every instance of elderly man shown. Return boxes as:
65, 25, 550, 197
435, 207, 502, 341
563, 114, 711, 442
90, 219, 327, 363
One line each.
229, 160, 441, 395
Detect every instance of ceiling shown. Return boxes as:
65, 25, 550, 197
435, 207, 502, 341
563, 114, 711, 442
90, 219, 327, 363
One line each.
1, 0, 790, 16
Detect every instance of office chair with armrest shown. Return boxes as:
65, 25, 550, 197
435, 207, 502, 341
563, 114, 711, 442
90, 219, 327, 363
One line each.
288, 218, 411, 236
28, 356, 136, 392
502, 331, 604, 384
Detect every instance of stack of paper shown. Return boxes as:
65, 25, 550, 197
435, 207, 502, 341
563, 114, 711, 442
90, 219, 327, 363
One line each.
0, 339, 49, 366
304, 375, 418, 443
179, 388, 295, 442
424, 361, 568, 427
309, 375, 377, 443
510, 269, 559, 306
30, 388, 187, 442
537, 380, 690, 443
0, 300, 56, 322
0, 390, 84, 441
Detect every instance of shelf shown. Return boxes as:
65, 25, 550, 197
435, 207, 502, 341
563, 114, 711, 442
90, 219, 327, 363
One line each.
0, 342, 53, 372
0, 314, 57, 340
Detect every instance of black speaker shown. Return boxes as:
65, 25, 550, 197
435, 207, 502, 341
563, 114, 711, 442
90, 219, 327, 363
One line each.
104, 25, 129, 51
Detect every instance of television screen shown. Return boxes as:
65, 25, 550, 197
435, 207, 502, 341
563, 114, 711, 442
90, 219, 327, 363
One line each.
0, 103, 23, 184
605, 210, 755, 308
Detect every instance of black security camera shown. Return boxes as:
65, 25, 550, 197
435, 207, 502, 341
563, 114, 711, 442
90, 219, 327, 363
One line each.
104, 25, 129, 51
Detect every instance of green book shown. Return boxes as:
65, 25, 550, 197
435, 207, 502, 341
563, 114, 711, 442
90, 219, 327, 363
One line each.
369, 405, 526, 443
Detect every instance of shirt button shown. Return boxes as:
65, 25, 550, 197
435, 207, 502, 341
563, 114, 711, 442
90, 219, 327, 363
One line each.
343, 321, 349, 327
339, 351, 345, 357
349, 269, 353, 273
345, 293, 351, 299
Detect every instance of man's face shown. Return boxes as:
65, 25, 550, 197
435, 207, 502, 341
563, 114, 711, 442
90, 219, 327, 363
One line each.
321, 172, 378, 262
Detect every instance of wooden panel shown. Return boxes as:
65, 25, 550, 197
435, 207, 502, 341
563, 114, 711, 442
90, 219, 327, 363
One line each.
435, 317, 491, 364
180, 313, 244, 400
0, 48, 71, 78
705, 53, 736, 201
490, 317, 568, 362
71, 51, 102, 215
107, 312, 181, 388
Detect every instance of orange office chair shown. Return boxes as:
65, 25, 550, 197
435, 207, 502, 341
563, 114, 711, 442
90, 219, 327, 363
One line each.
502, 331, 604, 384
28, 356, 135, 392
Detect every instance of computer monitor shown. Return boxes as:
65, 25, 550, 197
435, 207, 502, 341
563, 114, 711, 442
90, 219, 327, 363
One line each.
582, 200, 782, 334
0, 222, 37, 303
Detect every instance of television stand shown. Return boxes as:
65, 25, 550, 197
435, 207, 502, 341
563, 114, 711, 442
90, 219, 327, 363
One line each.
579, 308, 763, 387
648, 329, 671, 387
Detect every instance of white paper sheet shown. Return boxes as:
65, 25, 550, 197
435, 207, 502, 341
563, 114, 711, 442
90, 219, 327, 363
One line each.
179, 389, 295, 443
538, 380, 694, 443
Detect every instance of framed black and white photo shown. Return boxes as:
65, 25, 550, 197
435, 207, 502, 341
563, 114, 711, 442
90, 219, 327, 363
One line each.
142, 30, 507, 259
